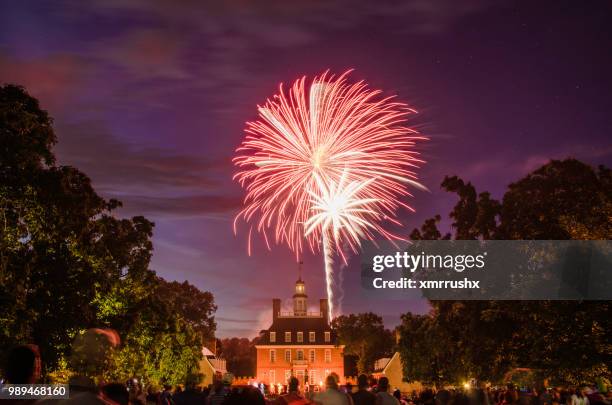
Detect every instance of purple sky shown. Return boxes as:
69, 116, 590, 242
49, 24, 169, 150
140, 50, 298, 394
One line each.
1, 1, 611, 337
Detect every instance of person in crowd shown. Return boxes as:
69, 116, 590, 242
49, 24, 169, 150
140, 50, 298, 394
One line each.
159, 384, 175, 405
570, 388, 590, 405
351, 374, 376, 405
207, 379, 229, 405
100, 383, 130, 405
393, 390, 408, 405
3, 344, 41, 384
436, 388, 451, 405
273, 376, 310, 404
126, 378, 147, 405
420, 389, 436, 405
2, 345, 42, 404
146, 386, 161, 404
539, 389, 552, 405
585, 386, 606, 405
37, 328, 122, 405
530, 389, 540, 405
374, 377, 399, 405
603, 390, 612, 405
173, 377, 207, 405
313, 374, 353, 405
470, 385, 490, 405
222, 385, 266, 405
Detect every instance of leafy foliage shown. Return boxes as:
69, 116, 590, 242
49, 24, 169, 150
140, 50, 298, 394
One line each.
332, 312, 394, 374
218, 337, 258, 377
400, 159, 611, 385
0, 85, 216, 386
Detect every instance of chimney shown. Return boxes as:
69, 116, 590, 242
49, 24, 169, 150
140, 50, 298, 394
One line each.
320, 298, 329, 323
272, 298, 281, 322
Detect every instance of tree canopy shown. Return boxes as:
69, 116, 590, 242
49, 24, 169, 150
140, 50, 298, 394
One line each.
218, 337, 258, 377
400, 159, 611, 386
332, 312, 394, 374
0, 84, 216, 386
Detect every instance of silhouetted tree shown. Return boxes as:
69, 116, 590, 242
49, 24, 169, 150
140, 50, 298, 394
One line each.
0, 85, 217, 385
332, 312, 394, 374
400, 159, 611, 385
219, 337, 257, 377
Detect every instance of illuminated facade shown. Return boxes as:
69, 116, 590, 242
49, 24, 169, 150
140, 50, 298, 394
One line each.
255, 278, 344, 387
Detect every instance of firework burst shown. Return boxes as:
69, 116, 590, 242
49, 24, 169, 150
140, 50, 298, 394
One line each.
233, 70, 426, 318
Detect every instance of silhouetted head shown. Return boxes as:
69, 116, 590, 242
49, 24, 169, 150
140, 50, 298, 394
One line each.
4, 345, 41, 384
378, 377, 390, 392
288, 376, 299, 392
224, 386, 266, 405
326, 374, 338, 390
358, 374, 369, 389
101, 383, 129, 405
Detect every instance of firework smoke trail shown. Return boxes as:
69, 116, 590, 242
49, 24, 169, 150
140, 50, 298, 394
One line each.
305, 171, 382, 320
322, 232, 335, 319
233, 71, 426, 319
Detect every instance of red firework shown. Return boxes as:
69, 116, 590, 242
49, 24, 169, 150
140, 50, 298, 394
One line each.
233, 70, 426, 258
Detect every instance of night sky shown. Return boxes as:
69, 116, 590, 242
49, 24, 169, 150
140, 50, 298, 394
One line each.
1, 1, 611, 337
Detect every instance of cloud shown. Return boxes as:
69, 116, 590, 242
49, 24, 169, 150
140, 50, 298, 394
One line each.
51, 120, 239, 217
0, 53, 92, 110
98, 28, 189, 80
216, 317, 258, 324
55, 121, 229, 190
460, 143, 612, 190
55, 0, 498, 96
118, 194, 241, 217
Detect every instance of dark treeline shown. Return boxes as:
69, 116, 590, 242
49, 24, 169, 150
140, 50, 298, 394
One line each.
0, 84, 217, 386
403, 160, 611, 386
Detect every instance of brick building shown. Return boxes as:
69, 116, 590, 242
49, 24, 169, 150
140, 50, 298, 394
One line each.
255, 277, 345, 388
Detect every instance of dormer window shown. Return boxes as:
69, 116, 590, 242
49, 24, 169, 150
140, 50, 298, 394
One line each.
270, 331, 276, 342
309, 331, 316, 342
285, 331, 292, 342
297, 332, 303, 342
324, 331, 331, 342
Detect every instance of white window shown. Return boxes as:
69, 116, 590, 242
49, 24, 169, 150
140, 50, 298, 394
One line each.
324, 331, 331, 343
285, 349, 291, 363
285, 370, 292, 383
269, 370, 276, 384
270, 331, 276, 342
309, 349, 315, 363
297, 349, 304, 360
285, 331, 291, 342
324, 349, 331, 363
309, 331, 316, 342
309, 369, 317, 385
270, 349, 276, 363
297, 331, 303, 342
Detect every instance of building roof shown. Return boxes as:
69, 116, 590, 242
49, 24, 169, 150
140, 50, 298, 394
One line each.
200, 347, 227, 374
373, 352, 399, 374
259, 315, 337, 345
